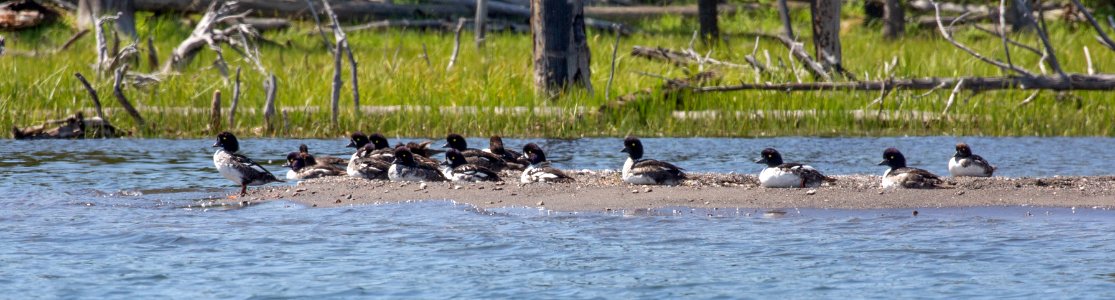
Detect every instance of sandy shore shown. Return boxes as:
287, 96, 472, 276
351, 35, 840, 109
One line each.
235, 170, 1115, 211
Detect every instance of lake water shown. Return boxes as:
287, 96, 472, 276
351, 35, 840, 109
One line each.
2, 137, 1114, 298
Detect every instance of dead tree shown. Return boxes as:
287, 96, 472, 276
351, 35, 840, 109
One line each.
698, 0, 718, 43
531, 0, 592, 96
78, 0, 136, 38
810, 0, 844, 75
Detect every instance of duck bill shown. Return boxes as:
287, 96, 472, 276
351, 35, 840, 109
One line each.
620, 148, 628, 153
212, 141, 221, 148
877, 159, 888, 166
441, 143, 451, 149
345, 141, 356, 148
754, 157, 767, 164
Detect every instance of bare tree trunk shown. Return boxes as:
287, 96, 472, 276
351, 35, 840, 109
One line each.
698, 0, 718, 43
475, 0, 488, 47
531, 0, 592, 96
809, 0, 844, 74
1006, 0, 1035, 32
883, 0, 904, 39
78, 0, 137, 38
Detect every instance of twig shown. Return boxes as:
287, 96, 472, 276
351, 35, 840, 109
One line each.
446, 18, 467, 71
58, 29, 90, 52
112, 66, 145, 126
263, 73, 277, 132
305, 0, 333, 52
229, 67, 241, 126
210, 90, 222, 133
74, 73, 105, 120
421, 43, 432, 68
786, 48, 802, 83
998, 0, 1014, 72
605, 25, 622, 100
1069, 0, 1115, 51
911, 81, 948, 98
930, 1, 1035, 77
941, 79, 965, 116
972, 25, 1042, 56
1084, 46, 1095, 75
1030, 0, 1068, 82
145, 36, 159, 72
0, 35, 4, 56
1017, 90, 1041, 106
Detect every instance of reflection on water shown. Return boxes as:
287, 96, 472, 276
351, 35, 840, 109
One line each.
2, 137, 1115, 298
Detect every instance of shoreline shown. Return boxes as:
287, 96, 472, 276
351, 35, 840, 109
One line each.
237, 171, 1115, 211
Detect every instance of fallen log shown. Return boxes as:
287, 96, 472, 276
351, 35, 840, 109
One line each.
694, 74, 1115, 93
0, 0, 57, 31
583, 4, 761, 21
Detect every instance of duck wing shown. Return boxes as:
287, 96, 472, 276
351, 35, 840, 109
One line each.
454, 164, 502, 181
231, 153, 281, 182
778, 163, 835, 184
632, 159, 686, 180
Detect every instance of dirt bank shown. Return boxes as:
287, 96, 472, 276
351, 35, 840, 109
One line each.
231, 170, 1115, 211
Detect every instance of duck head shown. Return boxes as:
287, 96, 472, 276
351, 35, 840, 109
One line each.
620, 136, 643, 160
754, 148, 784, 167
347, 132, 369, 148
442, 133, 468, 150
878, 147, 908, 168
213, 131, 239, 153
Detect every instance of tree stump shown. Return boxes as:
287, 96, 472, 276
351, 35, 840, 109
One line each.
531, 0, 592, 96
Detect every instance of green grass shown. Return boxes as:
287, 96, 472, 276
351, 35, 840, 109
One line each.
1, 6, 1113, 139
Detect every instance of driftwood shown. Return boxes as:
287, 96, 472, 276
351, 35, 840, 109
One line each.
12, 112, 123, 139
0, 0, 56, 30
229, 66, 240, 126
262, 73, 277, 132
342, 18, 528, 34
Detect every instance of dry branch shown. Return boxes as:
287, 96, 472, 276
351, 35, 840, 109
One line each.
631, 46, 748, 70
74, 72, 105, 120
263, 73, 277, 131
230, 67, 241, 126
112, 66, 145, 126
931, 1, 1035, 77
163, 1, 259, 73
1069, 0, 1115, 51
447, 18, 467, 71
210, 90, 222, 133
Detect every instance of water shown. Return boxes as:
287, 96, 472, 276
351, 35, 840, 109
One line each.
2, 137, 1115, 298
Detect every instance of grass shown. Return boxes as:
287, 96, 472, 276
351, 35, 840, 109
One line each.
1, 5, 1113, 139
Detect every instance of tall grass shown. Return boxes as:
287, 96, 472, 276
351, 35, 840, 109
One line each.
1, 6, 1112, 138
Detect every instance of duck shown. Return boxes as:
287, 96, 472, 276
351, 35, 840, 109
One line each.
484, 136, 528, 170
298, 144, 346, 167
442, 149, 502, 182
347, 144, 393, 180
442, 133, 507, 171
388, 146, 446, 182
949, 143, 996, 177
345, 132, 372, 160
212, 131, 282, 196
878, 147, 942, 188
283, 152, 346, 180
621, 136, 685, 185
754, 148, 834, 188
520, 143, 575, 183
